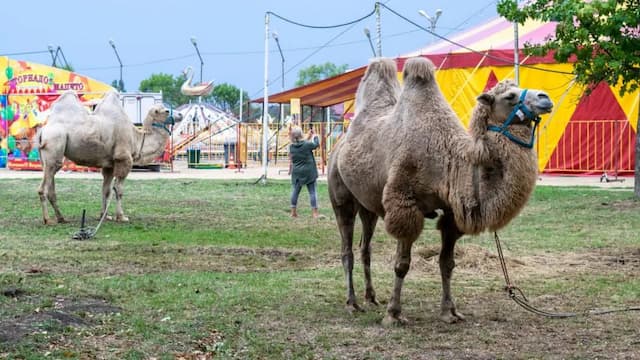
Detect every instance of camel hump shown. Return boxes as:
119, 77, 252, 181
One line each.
94, 90, 121, 112
402, 57, 435, 85
94, 90, 128, 121
50, 91, 84, 114
365, 58, 397, 82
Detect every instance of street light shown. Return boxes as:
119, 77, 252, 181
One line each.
272, 31, 285, 90
363, 28, 377, 57
418, 9, 443, 33
190, 36, 204, 84
108, 39, 123, 91
48, 44, 57, 67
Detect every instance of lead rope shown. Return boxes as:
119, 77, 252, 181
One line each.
72, 180, 114, 240
493, 232, 640, 318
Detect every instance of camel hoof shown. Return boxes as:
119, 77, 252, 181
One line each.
115, 215, 130, 223
440, 310, 466, 323
365, 296, 380, 306
382, 314, 408, 327
43, 218, 56, 225
105, 215, 114, 221
57, 218, 68, 224
346, 302, 364, 314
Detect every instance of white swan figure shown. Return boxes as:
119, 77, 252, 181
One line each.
180, 66, 215, 96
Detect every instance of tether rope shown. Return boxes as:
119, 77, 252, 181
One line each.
72, 181, 114, 240
493, 232, 640, 317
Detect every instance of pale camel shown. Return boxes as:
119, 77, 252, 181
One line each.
37, 90, 178, 225
328, 57, 554, 325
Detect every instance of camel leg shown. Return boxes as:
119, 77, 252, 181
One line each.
381, 204, 423, 326
437, 212, 465, 323
328, 170, 361, 313
112, 160, 131, 222
382, 234, 419, 326
358, 207, 379, 305
38, 159, 65, 225
100, 167, 114, 220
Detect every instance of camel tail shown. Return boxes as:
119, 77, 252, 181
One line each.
402, 57, 435, 86
36, 127, 46, 150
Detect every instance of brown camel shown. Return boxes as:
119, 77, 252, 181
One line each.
37, 90, 178, 225
328, 57, 553, 325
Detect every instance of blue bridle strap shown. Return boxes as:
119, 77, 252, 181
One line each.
152, 106, 175, 135
486, 89, 541, 149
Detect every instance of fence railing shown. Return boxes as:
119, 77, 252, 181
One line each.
544, 119, 636, 175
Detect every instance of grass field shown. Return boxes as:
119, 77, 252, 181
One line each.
0, 178, 639, 359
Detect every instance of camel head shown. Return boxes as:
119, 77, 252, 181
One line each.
477, 80, 553, 148
142, 104, 177, 134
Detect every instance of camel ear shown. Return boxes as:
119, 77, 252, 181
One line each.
477, 93, 494, 106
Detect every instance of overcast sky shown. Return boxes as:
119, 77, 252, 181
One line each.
2, 0, 499, 98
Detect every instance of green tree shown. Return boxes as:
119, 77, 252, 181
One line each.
295, 62, 349, 86
138, 73, 189, 107
210, 83, 249, 115
497, 0, 640, 197
110, 79, 126, 92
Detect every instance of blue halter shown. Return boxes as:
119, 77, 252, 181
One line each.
486, 89, 541, 149
152, 106, 175, 134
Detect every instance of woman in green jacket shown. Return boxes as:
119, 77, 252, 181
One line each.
289, 126, 319, 218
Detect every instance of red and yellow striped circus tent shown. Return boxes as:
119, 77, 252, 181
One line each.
402, 17, 638, 175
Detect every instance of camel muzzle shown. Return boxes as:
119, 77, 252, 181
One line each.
152, 108, 178, 134
486, 89, 545, 149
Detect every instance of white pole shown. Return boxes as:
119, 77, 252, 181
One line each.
326, 107, 331, 157
514, 22, 520, 86
375, 2, 382, 57
261, 13, 270, 184
239, 88, 243, 122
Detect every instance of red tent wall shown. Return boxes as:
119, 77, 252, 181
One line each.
545, 83, 636, 175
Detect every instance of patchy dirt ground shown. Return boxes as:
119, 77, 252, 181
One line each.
0, 295, 121, 345
2, 244, 639, 359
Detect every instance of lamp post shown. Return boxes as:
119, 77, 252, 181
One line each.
363, 28, 377, 57
272, 31, 285, 165
272, 32, 285, 91
418, 8, 443, 34
108, 39, 123, 91
190, 36, 204, 84
48, 44, 57, 67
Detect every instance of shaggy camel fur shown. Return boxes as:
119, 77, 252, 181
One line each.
37, 90, 177, 225
328, 57, 553, 325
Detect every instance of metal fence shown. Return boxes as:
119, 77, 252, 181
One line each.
236, 121, 348, 173
544, 119, 636, 175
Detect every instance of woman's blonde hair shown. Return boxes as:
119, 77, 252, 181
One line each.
290, 126, 303, 143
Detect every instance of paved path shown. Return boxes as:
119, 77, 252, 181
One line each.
0, 161, 634, 189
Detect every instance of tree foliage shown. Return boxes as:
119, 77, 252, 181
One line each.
497, 0, 639, 95
110, 79, 126, 92
209, 83, 249, 115
138, 73, 190, 107
499, 0, 640, 197
295, 62, 349, 86
138, 74, 249, 118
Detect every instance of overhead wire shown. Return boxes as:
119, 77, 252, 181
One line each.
267, 8, 376, 29
7, 1, 574, 96
0, 50, 50, 56
251, 7, 378, 98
